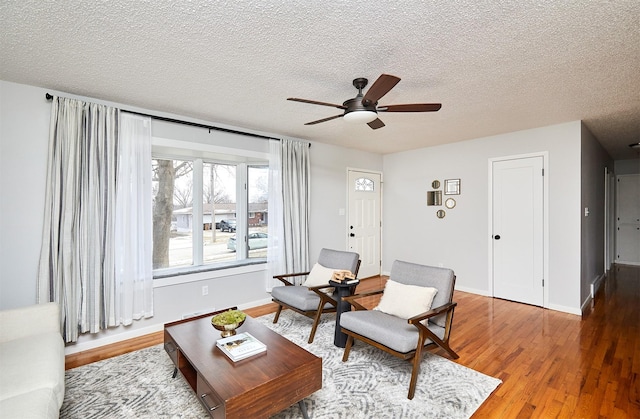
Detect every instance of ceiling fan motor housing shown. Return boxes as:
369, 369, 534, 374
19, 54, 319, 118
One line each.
343, 97, 377, 115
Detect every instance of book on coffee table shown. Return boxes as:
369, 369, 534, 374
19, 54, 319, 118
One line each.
216, 332, 267, 361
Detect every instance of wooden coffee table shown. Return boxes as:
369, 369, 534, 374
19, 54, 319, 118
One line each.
164, 309, 322, 419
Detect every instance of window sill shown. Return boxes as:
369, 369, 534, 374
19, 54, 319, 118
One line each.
153, 259, 266, 288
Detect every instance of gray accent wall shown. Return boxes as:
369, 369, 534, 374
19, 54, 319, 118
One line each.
580, 123, 614, 305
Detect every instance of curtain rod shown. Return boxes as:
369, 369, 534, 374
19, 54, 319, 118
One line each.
45, 92, 289, 143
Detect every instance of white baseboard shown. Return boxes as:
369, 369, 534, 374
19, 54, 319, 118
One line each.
64, 323, 165, 355
615, 260, 640, 267
64, 297, 275, 356
590, 273, 606, 299
455, 286, 581, 316
547, 303, 582, 316
455, 285, 491, 296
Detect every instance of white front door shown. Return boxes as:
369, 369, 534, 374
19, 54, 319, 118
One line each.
492, 156, 544, 306
615, 174, 640, 265
348, 170, 381, 279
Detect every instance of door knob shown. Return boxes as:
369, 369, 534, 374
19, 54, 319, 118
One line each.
494, 235, 501, 240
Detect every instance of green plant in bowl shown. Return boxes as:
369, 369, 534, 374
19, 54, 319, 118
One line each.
211, 310, 246, 337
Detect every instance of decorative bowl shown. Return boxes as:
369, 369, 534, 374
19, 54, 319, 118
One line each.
211, 310, 247, 337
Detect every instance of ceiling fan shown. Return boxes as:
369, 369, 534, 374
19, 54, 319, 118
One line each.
287, 74, 441, 130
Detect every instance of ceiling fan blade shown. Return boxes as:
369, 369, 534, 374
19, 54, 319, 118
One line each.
367, 118, 385, 129
378, 103, 442, 112
304, 114, 343, 125
362, 74, 401, 106
288, 97, 347, 109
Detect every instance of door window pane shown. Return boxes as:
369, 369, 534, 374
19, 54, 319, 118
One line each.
355, 177, 374, 192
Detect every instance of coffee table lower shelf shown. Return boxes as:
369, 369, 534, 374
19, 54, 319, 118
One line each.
164, 311, 322, 419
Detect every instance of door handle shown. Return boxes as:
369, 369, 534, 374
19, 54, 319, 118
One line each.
350, 233, 355, 237
494, 235, 501, 240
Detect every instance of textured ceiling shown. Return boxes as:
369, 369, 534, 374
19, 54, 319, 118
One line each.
1, 0, 639, 159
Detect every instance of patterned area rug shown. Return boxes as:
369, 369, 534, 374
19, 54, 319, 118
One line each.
61, 311, 501, 418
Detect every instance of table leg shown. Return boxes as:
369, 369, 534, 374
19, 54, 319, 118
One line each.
332, 283, 357, 348
298, 399, 310, 419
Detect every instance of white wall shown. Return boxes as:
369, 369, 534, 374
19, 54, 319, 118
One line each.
383, 122, 583, 313
308, 142, 382, 259
0, 81, 51, 308
0, 80, 382, 353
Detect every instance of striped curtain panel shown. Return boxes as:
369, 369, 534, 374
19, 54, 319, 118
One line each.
37, 97, 153, 342
280, 138, 311, 284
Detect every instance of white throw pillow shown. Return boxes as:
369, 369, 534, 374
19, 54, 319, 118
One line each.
303, 263, 335, 288
374, 280, 438, 319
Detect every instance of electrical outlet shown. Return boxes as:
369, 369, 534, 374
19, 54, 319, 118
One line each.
202, 285, 208, 296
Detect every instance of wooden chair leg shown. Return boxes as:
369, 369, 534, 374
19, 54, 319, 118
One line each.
408, 340, 426, 400
308, 307, 325, 343
428, 331, 459, 359
342, 335, 354, 362
273, 304, 283, 323
440, 341, 459, 359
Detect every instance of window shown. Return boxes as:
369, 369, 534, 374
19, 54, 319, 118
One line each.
152, 155, 268, 276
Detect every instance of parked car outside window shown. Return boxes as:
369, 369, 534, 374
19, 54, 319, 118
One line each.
227, 232, 268, 251
219, 219, 236, 232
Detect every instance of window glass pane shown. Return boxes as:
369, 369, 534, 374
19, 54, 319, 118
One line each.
248, 166, 268, 259
202, 163, 237, 264
152, 158, 193, 269
355, 177, 374, 192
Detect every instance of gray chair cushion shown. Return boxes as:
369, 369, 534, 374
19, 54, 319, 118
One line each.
271, 286, 335, 311
340, 310, 445, 354
317, 248, 360, 274
389, 260, 454, 327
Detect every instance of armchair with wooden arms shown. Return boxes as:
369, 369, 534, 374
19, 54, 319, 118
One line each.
271, 248, 360, 343
339, 260, 458, 399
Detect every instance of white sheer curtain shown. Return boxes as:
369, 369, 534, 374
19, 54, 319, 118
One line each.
114, 113, 153, 325
267, 140, 285, 290
267, 138, 310, 287
38, 97, 153, 342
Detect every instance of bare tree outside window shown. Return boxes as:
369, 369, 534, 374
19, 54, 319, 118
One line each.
152, 159, 192, 269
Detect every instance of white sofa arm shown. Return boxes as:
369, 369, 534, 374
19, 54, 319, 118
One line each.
0, 302, 61, 343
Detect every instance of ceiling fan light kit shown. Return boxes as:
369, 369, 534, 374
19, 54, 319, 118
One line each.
344, 110, 377, 123
288, 74, 441, 130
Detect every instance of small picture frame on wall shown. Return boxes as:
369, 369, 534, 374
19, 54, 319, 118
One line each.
444, 179, 460, 195
426, 190, 442, 206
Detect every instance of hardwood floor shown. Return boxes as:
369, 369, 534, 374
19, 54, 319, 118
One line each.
65, 266, 640, 417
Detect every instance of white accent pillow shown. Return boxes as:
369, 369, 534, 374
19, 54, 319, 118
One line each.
303, 263, 335, 288
374, 280, 438, 319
